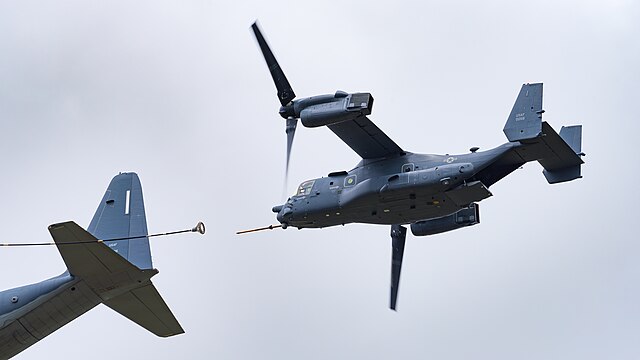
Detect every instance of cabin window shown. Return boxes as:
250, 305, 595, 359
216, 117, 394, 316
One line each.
296, 180, 315, 196
402, 163, 415, 172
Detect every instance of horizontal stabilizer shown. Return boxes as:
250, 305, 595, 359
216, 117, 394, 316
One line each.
543, 165, 582, 184
49, 221, 139, 278
538, 122, 584, 184
104, 284, 184, 337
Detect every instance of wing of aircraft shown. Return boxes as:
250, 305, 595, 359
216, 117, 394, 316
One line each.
327, 115, 404, 159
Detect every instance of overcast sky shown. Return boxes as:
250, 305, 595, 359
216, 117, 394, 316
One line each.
1, 0, 639, 359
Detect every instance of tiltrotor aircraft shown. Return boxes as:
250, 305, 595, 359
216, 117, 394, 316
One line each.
249, 23, 585, 310
0, 173, 203, 358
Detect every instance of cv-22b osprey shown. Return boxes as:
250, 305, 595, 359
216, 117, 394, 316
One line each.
249, 23, 585, 310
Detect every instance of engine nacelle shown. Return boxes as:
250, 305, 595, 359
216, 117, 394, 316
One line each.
293, 91, 374, 128
410, 203, 480, 236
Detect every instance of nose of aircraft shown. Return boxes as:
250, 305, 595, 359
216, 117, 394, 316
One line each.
274, 204, 293, 227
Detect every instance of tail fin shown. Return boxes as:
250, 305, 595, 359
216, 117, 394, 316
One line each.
559, 125, 582, 154
88, 172, 152, 269
503, 83, 543, 142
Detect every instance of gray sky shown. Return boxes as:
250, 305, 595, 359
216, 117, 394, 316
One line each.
1, 0, 639, 359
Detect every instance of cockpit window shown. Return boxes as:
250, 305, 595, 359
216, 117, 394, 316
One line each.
296, 180, 315, 196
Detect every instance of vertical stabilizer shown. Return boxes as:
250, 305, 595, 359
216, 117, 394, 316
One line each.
503, 83, 543, 142
87, 172, 152, 269
559, 125, 582, 154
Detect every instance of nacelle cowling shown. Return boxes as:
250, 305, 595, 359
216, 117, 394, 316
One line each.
411, 203, 480, 236
280, 91, 373, 127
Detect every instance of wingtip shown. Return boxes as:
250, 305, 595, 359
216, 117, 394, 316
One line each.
48, 221, 75, 230
160, 329, 185, 338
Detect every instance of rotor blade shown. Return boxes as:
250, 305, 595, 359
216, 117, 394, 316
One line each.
390, 224, 407, 311
285, 117, 298, 182
251, 22, 296, 106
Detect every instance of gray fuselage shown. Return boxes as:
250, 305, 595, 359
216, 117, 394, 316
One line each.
276, 143, 517, 228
